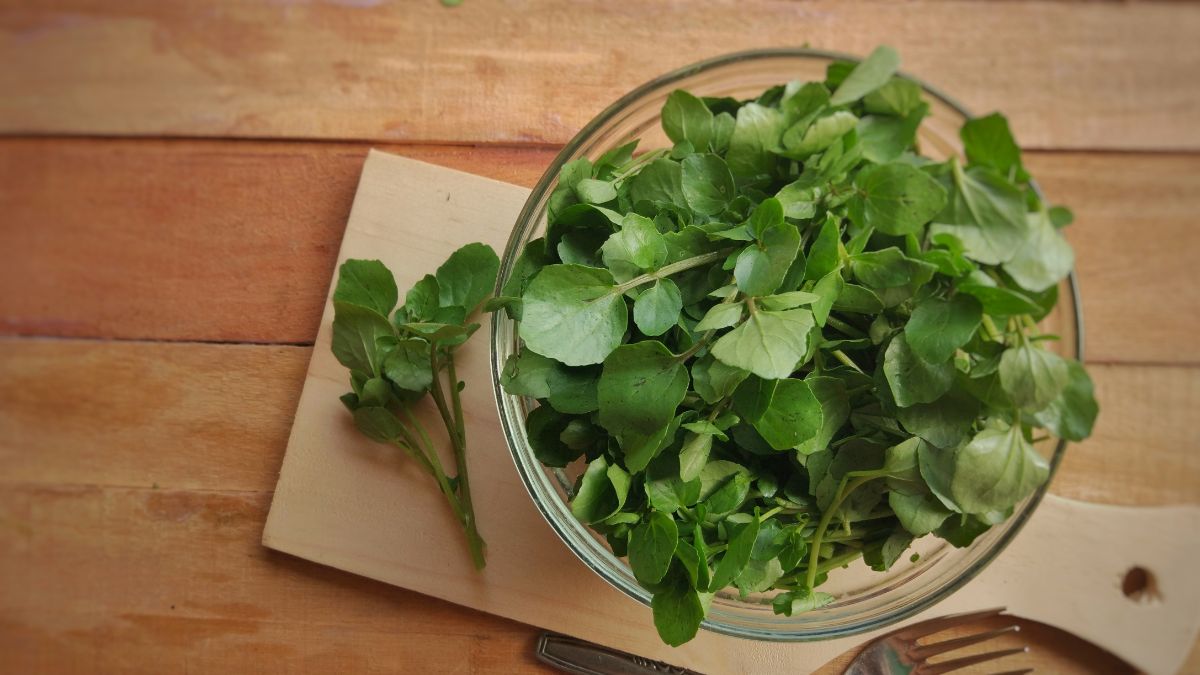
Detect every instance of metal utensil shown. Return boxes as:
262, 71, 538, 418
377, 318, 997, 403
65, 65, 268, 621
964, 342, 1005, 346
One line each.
844, 607, 1029, 675
536, 608, 1029, 675
535, 633, 700, 675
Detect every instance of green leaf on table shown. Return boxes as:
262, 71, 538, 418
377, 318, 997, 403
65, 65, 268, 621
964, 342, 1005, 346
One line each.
403, 274, 440, 322
903, 294, 982, 363
998, 343, 1069, 412
830, 45, 901, 106
712, 308, 815, 380
949, 421, 1049, 513
352, 406, 406, 444
751, 379, 823, 451
332, 301, 395, 376
382, 338, 433, 392
629, 511, 680, 585
1032, 359, 1099, 442
849, 162, 948, 236
519, 264, 628, 367
435, 242, 500, 312
334, 259, 399, 317
681, 154, 736, 216
662, 89, 714, 151
883, 334, 955, 407
634, 279, 683, 337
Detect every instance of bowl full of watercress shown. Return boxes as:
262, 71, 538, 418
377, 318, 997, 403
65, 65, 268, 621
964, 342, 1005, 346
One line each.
490, 47, 1097, 646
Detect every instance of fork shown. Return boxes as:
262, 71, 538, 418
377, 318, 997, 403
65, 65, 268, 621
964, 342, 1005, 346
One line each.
845, 607, 1030, 675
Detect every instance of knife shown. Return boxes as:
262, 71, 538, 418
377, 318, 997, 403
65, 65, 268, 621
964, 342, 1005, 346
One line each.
536, 633, 703, 675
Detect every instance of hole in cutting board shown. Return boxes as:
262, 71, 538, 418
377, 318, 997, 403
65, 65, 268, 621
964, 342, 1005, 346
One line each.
1121, 566, 1160, 602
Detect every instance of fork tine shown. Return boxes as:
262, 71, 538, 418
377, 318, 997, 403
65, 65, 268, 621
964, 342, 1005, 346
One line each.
910, 625, 1021, 660
895, 607, 1007, 641
917, 646, 1028, 674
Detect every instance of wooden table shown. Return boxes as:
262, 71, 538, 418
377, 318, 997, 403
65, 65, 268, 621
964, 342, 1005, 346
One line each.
1, 2, 1198, 673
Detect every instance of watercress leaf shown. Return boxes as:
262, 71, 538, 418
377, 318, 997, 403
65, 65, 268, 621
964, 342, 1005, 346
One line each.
691, 353, 750, 404
936, 513, 994, 548
918, 442, 962, 513
352, 406, 406, 444
601, 213, 668, 282
849, 162, 948, 236
435, 242, 500, 312
833, 283, 884, 315
904, 294, 983, 363
634, 279, 683, 337
956, 282, 1042, 317
736, 557, 785, 595
758, 291, 820, 311
520, 264, 628, 367
726, 103, 785, 177
829, 45, 901, 106
782, 80, 831, 122
712, 308, 814, 380
998, 343, 1069, 412
850, 247, 937, 288
810, 268, 844, 326
572, 455, 630, 524
629, 157, 687, 208
1002, 210, 1075, 293
709, 514, 759, 591
752, 379, 823, 451
783, 110, 858, 158
598, 341, 690, 468
857, 102, 927, 164
1031, 359, 1099, 442
863, 77, 923, 117
332, 301, 395, 376
897, 385, 980, 449
382, 339, 433, 392
526, 405, 584, 467
734, 223, 801, 297
863, 530, 914, 572
950, 421, 1049, 513
678, 432, 715, 483
889, 490, 953, 537
748, 197, 785, 239
500, 237, 549, 320
883, 333, 955, 407
961, 112, 1025, 179
662, 89, 714, 151
695, 301, 744, 331
772, 588, 835, 616
652, 573, 705, 647
930, 163, 1029, 265
630, 511, 680, 585
574, 178, 618, 205
681, 154, 736, 216
403, 274, 441, 322
358, 377, 393, 408
334, 259, 399, 317
803, 216, 841, 284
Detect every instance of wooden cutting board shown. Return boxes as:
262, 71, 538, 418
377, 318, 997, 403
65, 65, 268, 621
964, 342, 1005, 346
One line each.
262, 150, 1200, 675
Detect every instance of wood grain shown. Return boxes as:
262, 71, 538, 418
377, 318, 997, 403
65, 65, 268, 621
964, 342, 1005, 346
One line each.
2, 138, 1198, 366
2, 1, 1199, 150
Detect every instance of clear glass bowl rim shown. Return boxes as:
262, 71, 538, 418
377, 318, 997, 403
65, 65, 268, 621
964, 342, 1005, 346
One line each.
490, 47, 1083, 642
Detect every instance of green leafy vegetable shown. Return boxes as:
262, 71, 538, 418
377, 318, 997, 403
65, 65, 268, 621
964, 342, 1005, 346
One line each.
495, 45, 1097, 647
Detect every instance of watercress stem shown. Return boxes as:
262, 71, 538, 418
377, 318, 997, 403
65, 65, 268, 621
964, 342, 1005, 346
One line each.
830, 349, 865, 374
805, 474, 873, 589
615, 249, 731, 294
826, 315, 866, 338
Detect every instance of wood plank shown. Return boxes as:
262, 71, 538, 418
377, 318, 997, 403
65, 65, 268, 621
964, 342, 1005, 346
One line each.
0, 484, 551, 675
2, 139, 1198, 364
0, 482, 1140, 675
1, 340, 1196, 505
1, 1, 1198, 150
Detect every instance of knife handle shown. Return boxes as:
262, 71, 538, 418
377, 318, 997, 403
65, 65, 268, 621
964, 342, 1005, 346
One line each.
535, 632, 701, 675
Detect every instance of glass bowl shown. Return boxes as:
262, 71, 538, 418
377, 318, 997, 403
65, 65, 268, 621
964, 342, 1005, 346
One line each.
490, 48, 1081, 642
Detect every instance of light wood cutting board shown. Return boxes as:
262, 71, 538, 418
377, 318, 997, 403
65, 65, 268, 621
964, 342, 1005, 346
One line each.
263, 150, 1200, 675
